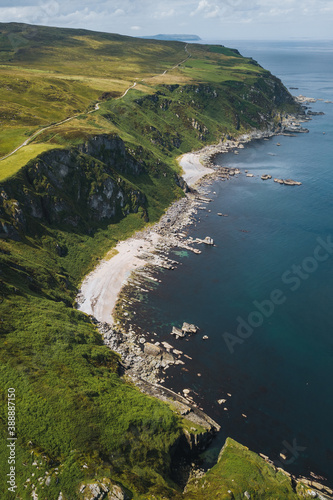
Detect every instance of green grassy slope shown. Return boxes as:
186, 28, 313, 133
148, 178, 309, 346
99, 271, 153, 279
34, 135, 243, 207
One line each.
184, 438, 318, 499
0, 23, 305, 499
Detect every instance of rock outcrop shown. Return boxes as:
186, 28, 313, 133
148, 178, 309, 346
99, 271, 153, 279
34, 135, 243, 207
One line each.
0, 135, 148, 240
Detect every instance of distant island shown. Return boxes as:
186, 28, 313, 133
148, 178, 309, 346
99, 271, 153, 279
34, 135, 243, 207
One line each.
141, 34, 202, 41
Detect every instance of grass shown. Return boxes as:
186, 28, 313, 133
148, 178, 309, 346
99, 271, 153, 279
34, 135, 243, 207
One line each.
0, 22, 187, 160
185, 438, 303, 499
0, 143, 63, 180
0, 22, 304, 499
0, 21, 280, 175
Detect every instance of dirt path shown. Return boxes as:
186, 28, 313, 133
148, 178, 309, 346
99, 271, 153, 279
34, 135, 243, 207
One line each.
0, 45, 191, 162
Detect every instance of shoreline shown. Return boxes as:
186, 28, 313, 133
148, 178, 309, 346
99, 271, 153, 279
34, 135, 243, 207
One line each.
76, 111, 312, 395
77, 112, 310, 370
74, 110, 333, 495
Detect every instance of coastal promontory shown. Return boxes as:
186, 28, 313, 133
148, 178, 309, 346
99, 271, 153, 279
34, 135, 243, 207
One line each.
1, 22, 329, 500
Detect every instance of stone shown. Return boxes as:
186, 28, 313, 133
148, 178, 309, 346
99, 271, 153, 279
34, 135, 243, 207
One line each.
182, 322, 198, 334
144, 343, 162, 357
161, 341, 174, 351
110, 484, 130, 500
261, 174, 272, 180
246, 173, 254, 177
306, 491, 317, 498
311, 481, 324, 491
45, 476, 51, 486
203, 236, 214, 245
202, 335, 209, 340
171, 326, 185, 337
244, 492, 251, 499
173, 349, 183, 355
283, 179, 302, 186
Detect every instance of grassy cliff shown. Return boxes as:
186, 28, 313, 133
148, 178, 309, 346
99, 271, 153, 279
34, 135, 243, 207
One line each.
0, 23, 307, 499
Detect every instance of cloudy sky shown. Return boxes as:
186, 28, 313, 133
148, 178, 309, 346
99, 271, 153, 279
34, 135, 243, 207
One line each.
1, 0, 332, 40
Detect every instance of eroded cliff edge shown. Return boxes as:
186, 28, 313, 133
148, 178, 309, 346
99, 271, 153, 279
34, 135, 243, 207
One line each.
1, 69, 321, 499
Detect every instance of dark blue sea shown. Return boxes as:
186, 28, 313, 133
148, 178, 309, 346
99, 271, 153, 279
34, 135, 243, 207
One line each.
133, 41, 333, 484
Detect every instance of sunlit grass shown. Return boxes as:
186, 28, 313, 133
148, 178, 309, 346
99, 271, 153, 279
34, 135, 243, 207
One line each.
0, 143, 64, 181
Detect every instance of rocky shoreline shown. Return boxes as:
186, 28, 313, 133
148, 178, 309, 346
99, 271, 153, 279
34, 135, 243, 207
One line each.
75, 102, 333, 494
91, 111, 312, 384
77, 109, 314, 389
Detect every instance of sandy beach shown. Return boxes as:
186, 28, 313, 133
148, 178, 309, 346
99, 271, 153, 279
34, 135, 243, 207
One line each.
179, 152, 214, 186
77, 114, 307, 326
77, 150, 212, 324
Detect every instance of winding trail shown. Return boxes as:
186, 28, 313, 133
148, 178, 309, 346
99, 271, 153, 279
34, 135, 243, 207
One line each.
0, 45, 191, 163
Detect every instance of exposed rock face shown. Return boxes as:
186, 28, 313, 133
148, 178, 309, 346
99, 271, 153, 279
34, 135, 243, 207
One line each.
77, 134, 144, 176
79, 480, 130, 500
0, 135, 148, 240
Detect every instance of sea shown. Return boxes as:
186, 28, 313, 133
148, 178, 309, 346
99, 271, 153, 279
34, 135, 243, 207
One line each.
131, 40, 333, 485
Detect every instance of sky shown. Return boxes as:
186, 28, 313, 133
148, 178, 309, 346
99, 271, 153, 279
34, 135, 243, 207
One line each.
0, 0, 333, 40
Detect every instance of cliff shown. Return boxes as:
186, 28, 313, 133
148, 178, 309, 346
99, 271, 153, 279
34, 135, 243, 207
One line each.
0, 22, 309, 500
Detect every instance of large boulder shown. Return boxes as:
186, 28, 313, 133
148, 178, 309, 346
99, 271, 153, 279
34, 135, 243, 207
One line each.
144, 342, 162, 357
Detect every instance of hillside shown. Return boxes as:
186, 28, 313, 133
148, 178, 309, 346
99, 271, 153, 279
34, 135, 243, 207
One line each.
0, 22, 322, 500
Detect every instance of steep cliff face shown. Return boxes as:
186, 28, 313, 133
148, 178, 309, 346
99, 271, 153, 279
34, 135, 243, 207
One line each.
0, 135, 148, 240
0, 61, 306, 499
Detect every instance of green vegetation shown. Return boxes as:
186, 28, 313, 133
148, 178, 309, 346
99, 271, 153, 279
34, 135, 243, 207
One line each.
0, 22, 306, 499
0, 143, 62, 181
185, 438, 311, 499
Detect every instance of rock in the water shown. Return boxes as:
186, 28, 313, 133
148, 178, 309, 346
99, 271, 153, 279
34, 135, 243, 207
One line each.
261, 174, 272, 180
283, 179, 302, 186
203, 236, 214, 245
161, 341, 174, 351
171, 326, 185, 337
173, 349, 183, 356
182, 322, 198, 334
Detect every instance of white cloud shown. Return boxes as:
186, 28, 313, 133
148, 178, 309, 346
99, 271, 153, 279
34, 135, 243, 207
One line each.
190, 0, 208, 16
153, 8, 175, 19
1, 0, 333, 40
190, 0, 221, 18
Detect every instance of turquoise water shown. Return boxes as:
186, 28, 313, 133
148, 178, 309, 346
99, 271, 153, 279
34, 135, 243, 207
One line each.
132, 41, 333, 484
